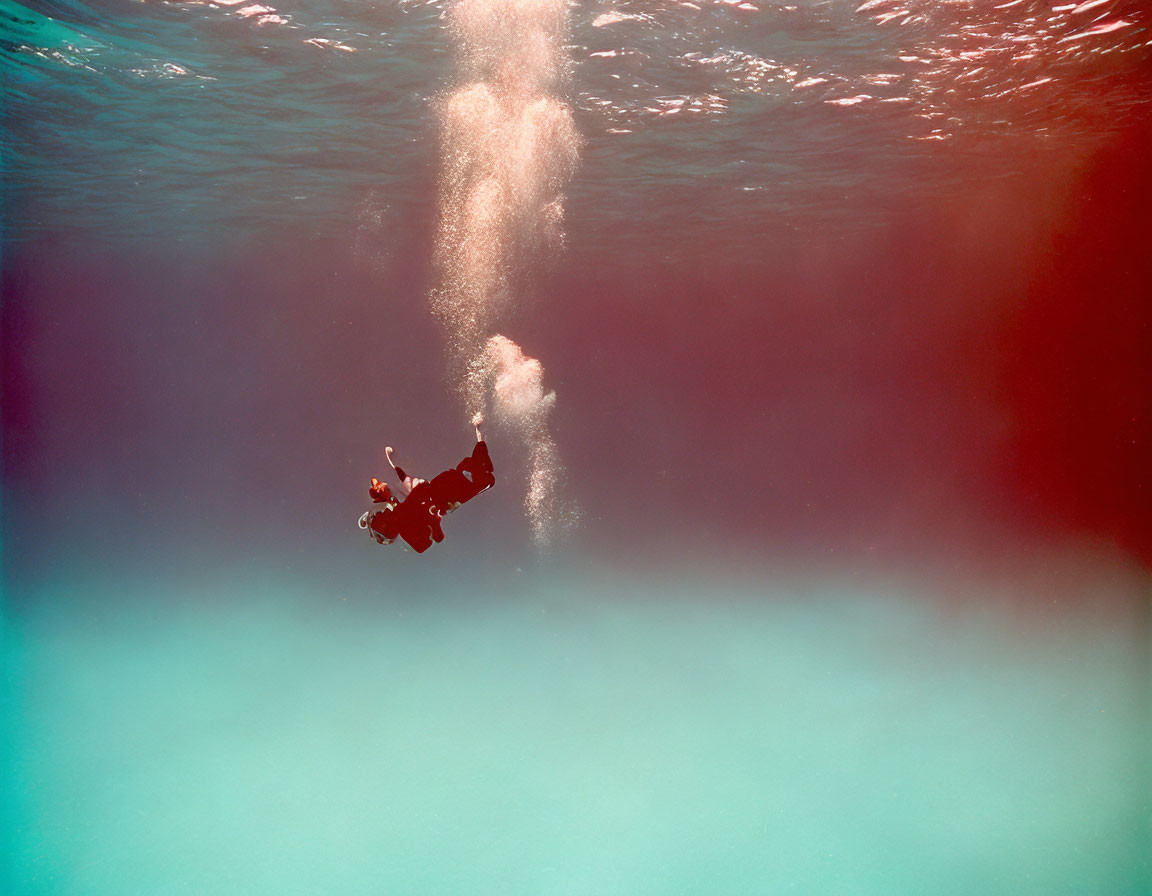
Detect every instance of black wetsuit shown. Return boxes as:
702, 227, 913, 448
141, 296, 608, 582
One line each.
372, 440, 494, 553
429, 440, 495, 511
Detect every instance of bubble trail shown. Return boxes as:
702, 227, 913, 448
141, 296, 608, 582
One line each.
431, 0, 581, 546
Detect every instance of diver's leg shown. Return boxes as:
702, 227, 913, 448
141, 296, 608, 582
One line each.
454, 438, 494, 496
469, 439, 495, 483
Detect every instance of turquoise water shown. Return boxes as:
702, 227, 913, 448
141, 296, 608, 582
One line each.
4, 570, 1147, 894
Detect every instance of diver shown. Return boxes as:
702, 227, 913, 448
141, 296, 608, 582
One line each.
358, 416, 495, 553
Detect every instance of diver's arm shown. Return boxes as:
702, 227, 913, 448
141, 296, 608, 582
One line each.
386, 446, 422, 495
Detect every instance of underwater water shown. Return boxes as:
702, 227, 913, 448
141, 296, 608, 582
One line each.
3, 568, 1148, 894
3, 0, 1151, 893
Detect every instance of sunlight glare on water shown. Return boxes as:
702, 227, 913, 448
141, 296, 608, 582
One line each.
3, 0, 1149, 241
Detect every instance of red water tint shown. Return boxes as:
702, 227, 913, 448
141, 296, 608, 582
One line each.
997, 120, 1152, 564
547, 118, 1152, 574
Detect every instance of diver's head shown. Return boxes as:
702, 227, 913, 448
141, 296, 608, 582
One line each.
360, 509, 396, 545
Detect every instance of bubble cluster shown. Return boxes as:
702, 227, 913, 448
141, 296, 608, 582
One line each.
466, 335, 573, 547
432, 0, 581, 545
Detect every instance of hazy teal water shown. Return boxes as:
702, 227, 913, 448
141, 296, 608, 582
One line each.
4, 571, 1147, 894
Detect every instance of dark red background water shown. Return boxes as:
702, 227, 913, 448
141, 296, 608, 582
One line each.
4, 116, 1149, 585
